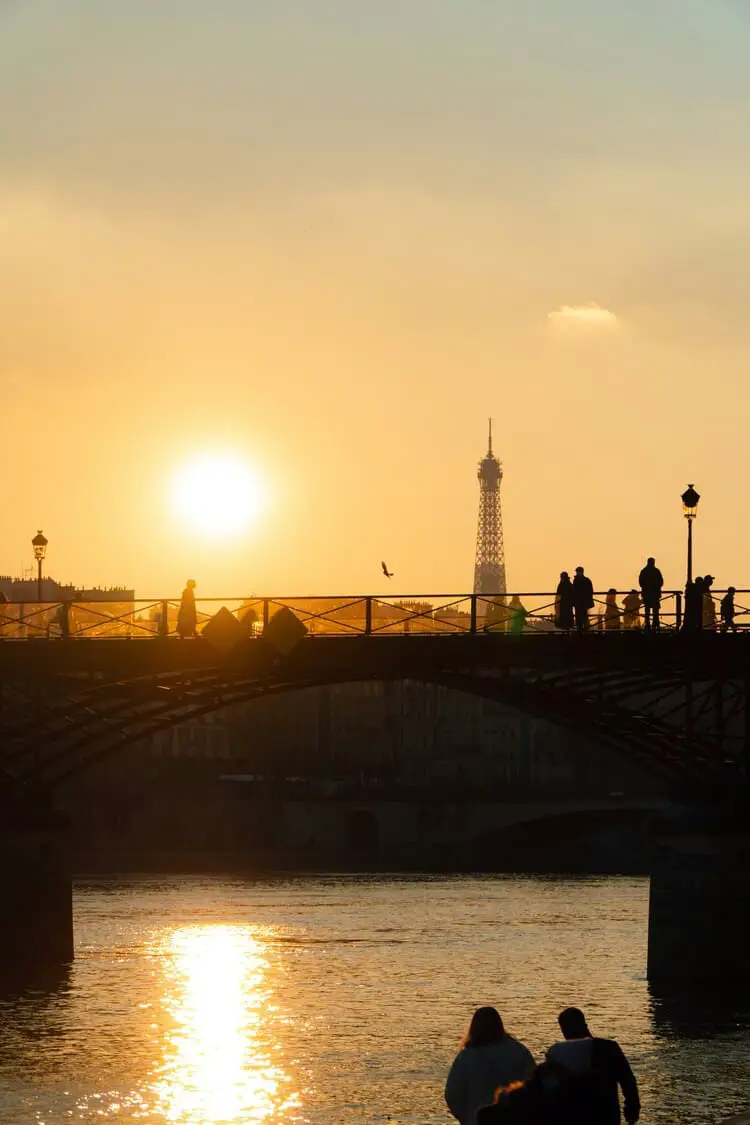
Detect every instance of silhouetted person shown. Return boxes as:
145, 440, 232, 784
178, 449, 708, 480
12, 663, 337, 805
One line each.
477, 1061, 583, 1124
508, 595, 527, 634
445, 1006, 535, 1125
721, 587, 737, 633
702, 574, 717, 630
240, 602, 259, 635
572, 567, 594, 634
604, 589, 620, 631
177, 579, 197, 638
621, 590, 640, 630
683, 577, 704, 633
638, 557, 663, 632
555, 572, 574, 632
546, 1007, 640, 1125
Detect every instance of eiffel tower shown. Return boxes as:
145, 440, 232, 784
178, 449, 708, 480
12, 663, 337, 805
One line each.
473, 419, 506, 595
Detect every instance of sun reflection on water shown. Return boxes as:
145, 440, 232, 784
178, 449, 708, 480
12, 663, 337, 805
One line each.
152, 926, 298, 1123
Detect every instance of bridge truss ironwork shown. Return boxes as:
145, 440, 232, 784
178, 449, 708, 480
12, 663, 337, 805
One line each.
0, 590, 748, 806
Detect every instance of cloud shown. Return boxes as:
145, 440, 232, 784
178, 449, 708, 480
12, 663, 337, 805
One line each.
547, 302, 618, 328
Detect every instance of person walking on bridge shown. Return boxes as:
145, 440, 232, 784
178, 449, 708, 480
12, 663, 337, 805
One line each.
572, 567, 594, 634
721, 587, 737, 633
177, 579, 197, 638
638, 558, 663, 633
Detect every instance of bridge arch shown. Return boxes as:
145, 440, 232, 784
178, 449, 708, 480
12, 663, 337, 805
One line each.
460, 801, 666, 873
0, 633, 745, 798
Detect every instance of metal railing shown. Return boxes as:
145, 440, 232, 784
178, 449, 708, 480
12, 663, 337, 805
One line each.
0, 590, 746, 640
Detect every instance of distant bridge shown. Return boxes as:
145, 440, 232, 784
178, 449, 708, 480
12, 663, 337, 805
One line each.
0, 590, 748, 802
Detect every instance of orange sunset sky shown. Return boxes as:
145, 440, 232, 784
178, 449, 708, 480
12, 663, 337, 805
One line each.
2, 1, 749, 598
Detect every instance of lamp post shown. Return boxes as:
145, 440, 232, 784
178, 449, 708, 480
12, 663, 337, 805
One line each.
32, 530, 48, 602
681, 485, 700, 584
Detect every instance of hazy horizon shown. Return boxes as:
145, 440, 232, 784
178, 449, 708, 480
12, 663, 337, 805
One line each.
2, 1, 749, 597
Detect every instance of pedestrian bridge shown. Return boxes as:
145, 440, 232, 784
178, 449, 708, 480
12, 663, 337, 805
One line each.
0, 587, 741, 640
0, 590, 748, 801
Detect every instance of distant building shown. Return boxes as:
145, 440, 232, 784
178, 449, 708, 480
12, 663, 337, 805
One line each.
147, 680, 659, 799
0, 576, 135, 637
0, 576, 134, 602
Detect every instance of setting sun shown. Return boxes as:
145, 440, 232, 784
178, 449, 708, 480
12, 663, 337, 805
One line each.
169, 453, 266, 539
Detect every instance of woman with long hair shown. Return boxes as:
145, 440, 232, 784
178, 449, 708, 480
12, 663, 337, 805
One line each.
445, 1007, 535, 1125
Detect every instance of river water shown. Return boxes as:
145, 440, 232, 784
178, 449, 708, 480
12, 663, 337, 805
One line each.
0, 874, 747, 1124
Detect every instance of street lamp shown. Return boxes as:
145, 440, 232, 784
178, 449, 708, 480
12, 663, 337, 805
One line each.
681, 485, 700, 584
32, 530, 48, 602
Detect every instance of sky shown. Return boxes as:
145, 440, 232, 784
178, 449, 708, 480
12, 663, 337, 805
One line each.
2, 0, 750, 599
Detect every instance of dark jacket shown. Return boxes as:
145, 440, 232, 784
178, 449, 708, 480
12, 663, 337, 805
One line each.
638, 565, 664, 605
546, 1037, 640, 1124
571, 574, 594, 609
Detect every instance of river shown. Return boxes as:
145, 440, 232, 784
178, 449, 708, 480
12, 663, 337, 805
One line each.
0, 874, 747, 1124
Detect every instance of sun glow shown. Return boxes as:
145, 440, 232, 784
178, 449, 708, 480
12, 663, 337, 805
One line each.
170, 452, 266, 539
153, 926, 299, 1122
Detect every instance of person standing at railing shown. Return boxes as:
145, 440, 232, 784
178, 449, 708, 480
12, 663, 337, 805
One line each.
604, 589, 621, 630
720, 587, 737, 633
555, 572, 574, 632
177, 579, 197, 638
702, 575, 717, 631
622, 590, 641, 630
638, 557, 663, 633
683, 577, 704, 632
508, 595, 528, 634
572, 567, 594, 634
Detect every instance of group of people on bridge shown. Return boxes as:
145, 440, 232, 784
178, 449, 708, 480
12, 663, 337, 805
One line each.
445, 1005, 639, 1125
554, 559, 738, 635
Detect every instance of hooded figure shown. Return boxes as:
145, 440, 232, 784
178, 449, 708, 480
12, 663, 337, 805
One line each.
508, 595, 528, 634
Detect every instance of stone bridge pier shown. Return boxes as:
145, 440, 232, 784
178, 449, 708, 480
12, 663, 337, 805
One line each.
647, 808, 750, 985
0, 806, 73, 977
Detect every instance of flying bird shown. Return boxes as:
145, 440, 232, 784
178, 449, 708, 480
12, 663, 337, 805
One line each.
381, 561, 393, 579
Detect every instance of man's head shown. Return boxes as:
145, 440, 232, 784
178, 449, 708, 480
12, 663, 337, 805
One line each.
575, 566, 584, 575
558, 1007, 590, 1039
647, 557, 655, 566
